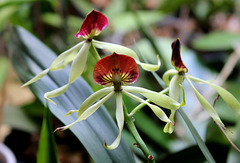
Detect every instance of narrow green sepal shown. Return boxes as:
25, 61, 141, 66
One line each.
78, 87, 114, 116
55, 91, 114, 133
136, 55, 161, 71
21, 69, 50, 87
44, 84, 70, 105
68, 42, 91, 83
22, 41, 84, 88
123, 90, 172, 124
187, 74, 240, 115
123, 86, 183, 110
65, 110, 78, 117
93, 39, 161, 72
50, 41, 84, 70
78, 91, 114, 121
92, 39, 140, 60
185, 76, 225, 127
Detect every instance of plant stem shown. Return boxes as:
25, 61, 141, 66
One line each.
123, 105, 155, 163
90, 43, 101, 61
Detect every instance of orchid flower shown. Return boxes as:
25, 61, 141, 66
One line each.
163, 38, 240, 134
55, 53, 184, 150
21, 9, 160, 105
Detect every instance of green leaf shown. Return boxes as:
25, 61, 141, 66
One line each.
178, 109, 216, 163
192, 31, 240, 51
8, 26, 134, 163
37, 107, 58, 163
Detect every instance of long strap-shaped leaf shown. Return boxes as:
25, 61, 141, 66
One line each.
8, 26, 134, 163
37, 107, 58, 163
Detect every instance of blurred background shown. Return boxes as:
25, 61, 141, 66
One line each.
0, 0, 240, 162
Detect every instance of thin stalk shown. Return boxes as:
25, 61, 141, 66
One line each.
123, 104, 155, 163
89, 43, 101, 61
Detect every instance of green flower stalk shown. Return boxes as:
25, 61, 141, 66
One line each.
55, 53, 184, 150
21, 9, 160, 105
163, 38, 240, 133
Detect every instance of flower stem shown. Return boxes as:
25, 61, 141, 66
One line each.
123, 104, 155, 163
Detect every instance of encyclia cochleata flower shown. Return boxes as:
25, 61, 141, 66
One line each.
21, 9, 161, 105
55, 53, 184, 149
163, 38, 240, 133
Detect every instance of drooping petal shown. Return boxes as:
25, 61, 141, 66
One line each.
105, 93, 124, 150
185, 76, 225, 127
187, 74, 240, 115
75, 10, 108, 39
92, 39, 161, 71
122, 90, 172, 124
171, 38, 188, 73
21, 69, 50, 88
54, 91, 114, 132
93, 52, 139, 86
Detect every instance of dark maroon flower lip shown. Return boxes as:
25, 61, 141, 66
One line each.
75, 9, 108, 39
171, 38, 188, 73
93, 53, 139, 87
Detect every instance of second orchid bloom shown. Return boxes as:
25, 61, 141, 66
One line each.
21, 9, 160, 104
163, 38, 240, 133
55, 52, 184, 150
